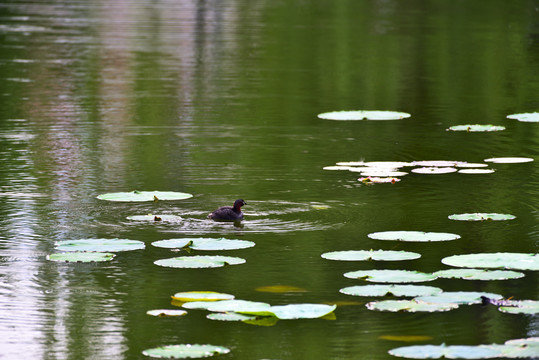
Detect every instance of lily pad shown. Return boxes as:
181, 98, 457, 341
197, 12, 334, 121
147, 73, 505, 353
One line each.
411, 167, 457, 174
47, 252, 116, 262
322, 250, 421, 262
484, 157, 534, 163
499, 300, 539, 314
142, 344, 230, 359
55, 238, 145, 252
153, 238, 255, 251
344, 270, 437, 283
441, 253, 539, 271
448, 213, 516, 221
359, 177, 401, 184
340, 285, 442, 297
146, 309, 188, 317
360, 170, 408, 177
206, 300, 272, 315
323, 165, 356, 170
267, 303, 337, 320
447, 124, 505, 132
415, 291, 503, 305
412, 160, 459, 167
388, 343, 502, 359
318, 110, 411, 121
368, 231, 460, 242
366, 300, 458, 312
207, 312, 256, 321
507, 112, 539, 122
127, 214, 183, 222
456, 163, 488, 168
154, 255, 246, 269
97, 190, 193, 202
433, 268, 525, 280
364, 161, 413, 168
171, 291, 235, 302
458, 169, 495, 174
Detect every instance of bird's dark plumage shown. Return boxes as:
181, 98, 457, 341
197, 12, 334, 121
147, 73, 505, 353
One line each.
208, 199, 246, 221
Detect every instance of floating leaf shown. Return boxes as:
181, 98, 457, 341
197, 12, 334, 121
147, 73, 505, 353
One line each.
507, 112, 539, 122
448, 213, 516, 221
412, 160, 459, 167
456, 163, 488, 168
47, 252, 116, 262
154, 255, 246, 269
411, 167, 457, 174
206, 300, 272, 315
266, 304, 337, 320
447, 124, 505, 132
55, 238, 145, 252
368, 231, 460, 242
322, 250, 421, 262
415, 291, 502, 305
317, 110, 411, 121
323, 165, 357, 171
255, 285, 307, 293
366, 300, 458, 312
388, 343, 502, 359
336, 161, 366, 166
364, 161, 413, 168
344, 270, 437, 283
153, 238, 255, 251
379, 335, 433, 342
359, 177, 401, 184
340, 285, 442, 297
171, 291, 235, 302
146, 309, 187, 317
207, 312, 256, 321
97, 190, 193, 202
127, 214, 183, 222
441, 253, 539, 271
142, 344, 230, 359
484, 157, 534, 163
458, 169, 495, 174
499, 300, 539, 314
433, 268, 524, 280
360, 170, 408, 177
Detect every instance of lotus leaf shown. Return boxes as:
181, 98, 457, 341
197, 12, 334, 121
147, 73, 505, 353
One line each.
506, 112, 539, 122
317, 110, 411, 121
206, 312, 256, 321
142, 344, 230, 358
55, 238, 145, 252
458, 169, 495, 174
171, 291, 235, 302
447, 124, 505, 132
322, 250, 421, 261
366, 300, 458, 312
266, 303, 337, 320
448, 213, 515, 221
388, 343, 502, 359
344, 270, 437, 283
415, 291, 502, 305
97, 190, 193, 202
441, 253, 539, 271
47, 252, 116, 262
368, 231, 460, 242
146, 309, 187, 317
154, 255, 246, 269
433, 269, 525, 281
484, 157, 534, 163
411, 167, 457, 174
127, 214, 183, 222
340, 285, 442, 297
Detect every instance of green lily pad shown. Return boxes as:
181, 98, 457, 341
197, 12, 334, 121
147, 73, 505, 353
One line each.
411, 167, 457, 174
366, 300, 458, 312
146, 309, 188, 317
499, 300, 539, 314
322, 250, 421, 262
340, 285, 442, 297
153, 238, 255, 251
127, 214, 183, 222
318, 110, 411, 121
458, 169, 495, 174
415, 291, 502, 305
207, 312, 256, 321
171, 291, 235, 302
388, 343, 502, 359
47, 252, 116, 262
154, 255, 246, 269
484, 157, 534, 163
433, 268, 524, 280
55, 238, 145, 252
368, 231, 460, 242
142, 344, 230, 358
448, 213, 516, 221
267, 303, 337, 320
507, 112, 539, 122
441, 253, 539, 271
447, 124, 505, 132
206, 300, 272, 315
344, 270, 437, 283
97, 190, 193, 202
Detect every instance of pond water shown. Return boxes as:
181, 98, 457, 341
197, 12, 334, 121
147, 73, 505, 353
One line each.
1, 1, 538, 359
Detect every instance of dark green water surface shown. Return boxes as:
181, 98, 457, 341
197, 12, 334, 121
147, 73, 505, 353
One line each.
0, 1, 538, 359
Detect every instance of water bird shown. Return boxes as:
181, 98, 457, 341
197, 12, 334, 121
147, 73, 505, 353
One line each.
208, 199, 246, 221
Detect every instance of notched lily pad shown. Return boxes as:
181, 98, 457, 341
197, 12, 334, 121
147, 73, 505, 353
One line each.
322, 249, 420, 262
142, 344, 230, 358
267, 303, 337, 320
55, 238, 145, 252
415, 291, 502, 305
146, 309, 188, 317
433, 268, 525, 280
507, 112, 539, 122
154, 255, 246, 269
344, 270, 437, 283
47, 252, 116, 263
340, 285, 442, 297
447, 124, 505, 132
388, 343, 503, 359
153, 238, 255, 251
206, 300, 272, 315
97, 190, 193, 202
318, 110, 411, 121
441, 253, 539, 271
448, 213, 515, 221
411, 167, 457, 174
127, 214, 183, 222
368, 231, 460, 242
171, 291, 235, 302
366, 300, 458, 312
484, 157, 534, 163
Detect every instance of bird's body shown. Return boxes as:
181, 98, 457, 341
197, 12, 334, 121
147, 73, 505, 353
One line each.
208, 199, 246, 221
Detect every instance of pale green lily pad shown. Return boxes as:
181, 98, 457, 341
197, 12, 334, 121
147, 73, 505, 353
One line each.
484, 157, 534, 163
366, 300, 458, 312
441, 253, 539, 271
323, 165, 356, 170
322, 250, 420, 262
146, 309, 187, 317
97, 190, 193, 202
507, 112, 539, 122
368, 231, 460, 242
415, 291, 502, 305
318, 110, 411, 121
267, 303, 337, 320
153, 238, 255, 251
127, 214, 183, 222
340, 285, 442, 297
47, 252, 116, 262
207, 312, 256, 321
411, 167, 457, 174
154, 255, 246, 269
172, 291, 234, 302
447, 124, 505, 132
55, 238, 145, 252
448, 213, 515, 221
181, 301, 221, 310
412, 160, 459, 167
433, 268, 525, 280
458, 169, 495, 174
364, 161, 413, 168
344, 270, 437, 283
499, 300, 539, 314
360, 170, 408, 177
456, 163, 488, 168
142, 344, 230, 358
388, 343, 502, 359
359, 176, 401, 184
206, 300, 272, 315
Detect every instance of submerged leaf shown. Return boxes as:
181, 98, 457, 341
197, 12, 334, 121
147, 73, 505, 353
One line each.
47, 252, 115, 263
379, 335, 433, 342
368, 231, 460, 242
55, 238, 145, 252
142, 344, 230, 359
255, 285, 308, 293
154, 255, 246, 269
322, 249, 420, 261
318, 110, 411, 121
441, 253, 539, 271
97, 190, 193, 202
